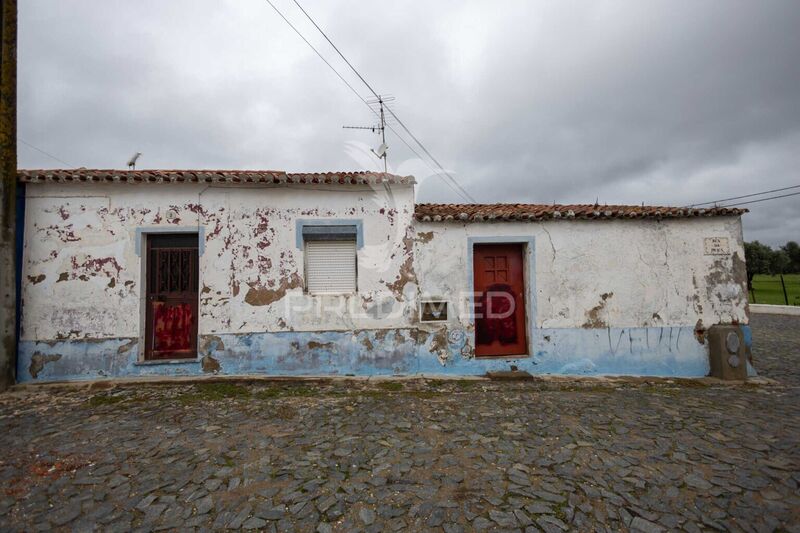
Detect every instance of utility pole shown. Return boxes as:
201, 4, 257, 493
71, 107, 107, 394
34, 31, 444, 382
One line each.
0, 0, 17, 390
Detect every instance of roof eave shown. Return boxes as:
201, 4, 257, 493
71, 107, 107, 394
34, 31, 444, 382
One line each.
17, 169, 416, 186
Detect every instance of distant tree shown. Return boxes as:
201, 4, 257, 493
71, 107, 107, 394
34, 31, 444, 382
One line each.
770, 249, 791, 275
744, 241, 774, 287
782, 241, 800, 273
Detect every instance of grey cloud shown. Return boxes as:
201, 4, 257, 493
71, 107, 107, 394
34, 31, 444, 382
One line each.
17, 0, 800, 246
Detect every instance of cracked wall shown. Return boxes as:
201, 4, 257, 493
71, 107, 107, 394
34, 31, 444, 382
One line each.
20, 182, 417, 348
19, 181, 748, 380
414, 217, 749, 333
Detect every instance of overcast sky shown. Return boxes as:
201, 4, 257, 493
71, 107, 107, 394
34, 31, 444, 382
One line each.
18, 1, 800, 246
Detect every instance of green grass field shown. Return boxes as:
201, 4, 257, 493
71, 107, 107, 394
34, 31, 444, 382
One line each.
749, 274, 800, 306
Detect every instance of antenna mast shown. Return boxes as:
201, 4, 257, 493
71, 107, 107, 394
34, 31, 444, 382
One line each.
343, 95, 393, 172
378, 96, 387, 172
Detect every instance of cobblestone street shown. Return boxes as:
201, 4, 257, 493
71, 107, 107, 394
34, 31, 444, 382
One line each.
0, 314, 798, 532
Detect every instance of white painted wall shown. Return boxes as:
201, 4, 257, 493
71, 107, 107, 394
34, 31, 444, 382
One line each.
21, 181, 748, 351
414, 217, 749, 332
21, 182, 417, 343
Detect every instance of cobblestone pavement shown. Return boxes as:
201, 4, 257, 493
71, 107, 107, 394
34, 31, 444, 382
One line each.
1, 315, 798, 532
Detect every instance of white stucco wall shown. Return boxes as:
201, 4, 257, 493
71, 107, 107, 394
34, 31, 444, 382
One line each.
20, 182, 417, 344
18, 180, 752, 380
414, 216, 749, 333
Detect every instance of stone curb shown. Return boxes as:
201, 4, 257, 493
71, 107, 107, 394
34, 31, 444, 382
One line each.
7, 372, 779, 392
750, 304, 800, 316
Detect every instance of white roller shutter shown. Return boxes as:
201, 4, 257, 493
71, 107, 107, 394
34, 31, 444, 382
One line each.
305, 239, 357, 294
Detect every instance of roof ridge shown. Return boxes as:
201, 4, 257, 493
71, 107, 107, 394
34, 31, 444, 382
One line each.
18, 168, 409, 175
414, 203, 747, 222
415, 201, 701, 207
18, 169, 415, 185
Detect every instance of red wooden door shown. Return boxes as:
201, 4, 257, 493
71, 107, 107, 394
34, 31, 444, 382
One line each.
473, 243, 527, 356
145, 234, 199, 360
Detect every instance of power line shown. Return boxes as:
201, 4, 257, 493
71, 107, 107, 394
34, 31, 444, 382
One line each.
262, 0, 471, 202
290, 0, 475, 202
262, 0, 366, 109
290, 0, 380, 99
720, 190, 800, 208
383, 106, 476, 202
18, 138, 74, 168
287, 0, 476, 203
688, 183, 800, 207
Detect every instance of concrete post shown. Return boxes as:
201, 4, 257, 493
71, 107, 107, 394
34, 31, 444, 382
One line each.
707, 325, 748, 380
0, 0, 17, 390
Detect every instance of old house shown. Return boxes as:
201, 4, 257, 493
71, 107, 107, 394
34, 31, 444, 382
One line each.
15, 169, 750, 382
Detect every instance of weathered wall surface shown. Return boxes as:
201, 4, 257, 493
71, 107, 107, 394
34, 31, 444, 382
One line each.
415, 217, 748, 329
413, 216, 749, 375
18, 182, 750, 381
18, 182, 418, 380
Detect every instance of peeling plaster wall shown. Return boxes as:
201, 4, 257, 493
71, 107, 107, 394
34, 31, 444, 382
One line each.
414, 217, 748, 331
413, 217, 749, 375
18, 181, 749, 381
20, 182, 417, 345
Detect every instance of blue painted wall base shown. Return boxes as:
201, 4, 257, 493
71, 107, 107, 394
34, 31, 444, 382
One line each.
14, 324, 734, 383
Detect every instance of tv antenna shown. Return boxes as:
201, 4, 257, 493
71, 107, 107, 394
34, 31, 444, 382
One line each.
343, 95, 394, 172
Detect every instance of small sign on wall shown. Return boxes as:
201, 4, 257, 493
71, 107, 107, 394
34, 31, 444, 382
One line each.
704, 237, 730, 255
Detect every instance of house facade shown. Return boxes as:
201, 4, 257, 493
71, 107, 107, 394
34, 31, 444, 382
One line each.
15, 169, 750, 382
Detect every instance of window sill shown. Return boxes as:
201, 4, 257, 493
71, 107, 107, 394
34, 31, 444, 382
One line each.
134, 359, 200, 367
307, 292, 358, 296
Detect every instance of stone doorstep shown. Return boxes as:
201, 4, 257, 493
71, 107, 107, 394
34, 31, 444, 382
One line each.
7, 371, 778, 392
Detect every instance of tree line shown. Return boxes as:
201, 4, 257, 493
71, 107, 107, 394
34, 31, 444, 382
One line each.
744, 241, 800, 285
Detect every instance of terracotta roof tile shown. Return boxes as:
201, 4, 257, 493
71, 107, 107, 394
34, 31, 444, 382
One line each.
18, 169, 415, 186
414, 203, 746, 222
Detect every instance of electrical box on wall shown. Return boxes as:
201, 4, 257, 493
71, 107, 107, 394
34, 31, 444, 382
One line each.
420, 300, 448, 322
